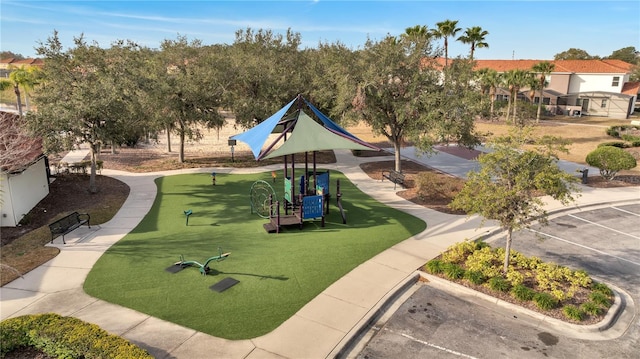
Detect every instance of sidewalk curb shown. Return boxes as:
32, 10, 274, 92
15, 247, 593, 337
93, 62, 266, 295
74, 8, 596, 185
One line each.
332, 272, 420, 359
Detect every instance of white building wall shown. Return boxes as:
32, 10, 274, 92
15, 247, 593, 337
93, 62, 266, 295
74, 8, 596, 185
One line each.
0, 172, 17, 227
568, 73, 629, 94
0, 157, 49, 227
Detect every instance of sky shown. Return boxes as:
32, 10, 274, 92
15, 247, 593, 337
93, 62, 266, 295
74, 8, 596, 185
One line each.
1, 0, 639, 61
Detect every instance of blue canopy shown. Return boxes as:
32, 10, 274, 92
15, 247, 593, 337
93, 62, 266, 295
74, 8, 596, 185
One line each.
230, 96, 379, 159
229, 98, 296, 158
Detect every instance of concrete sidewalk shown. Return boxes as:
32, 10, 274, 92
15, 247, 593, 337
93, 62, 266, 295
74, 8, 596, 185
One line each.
1, 148, 638, 358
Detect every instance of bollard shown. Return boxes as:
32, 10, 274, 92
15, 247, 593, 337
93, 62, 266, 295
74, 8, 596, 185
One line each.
184, 209, 193, 226
211, 172, 216, 186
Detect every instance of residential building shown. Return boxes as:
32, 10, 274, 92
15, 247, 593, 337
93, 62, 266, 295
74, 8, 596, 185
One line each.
0, 58, 44, 78
471, 59, 638, 119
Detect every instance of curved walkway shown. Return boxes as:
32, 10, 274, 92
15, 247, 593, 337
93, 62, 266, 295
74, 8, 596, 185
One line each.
1, 149, 638, 358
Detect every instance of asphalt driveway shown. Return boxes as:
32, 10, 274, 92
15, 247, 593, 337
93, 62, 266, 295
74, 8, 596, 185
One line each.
355, 203, 640, 359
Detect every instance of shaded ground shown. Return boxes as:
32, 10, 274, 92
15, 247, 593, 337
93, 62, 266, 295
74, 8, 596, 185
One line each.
1, 175, 130, 246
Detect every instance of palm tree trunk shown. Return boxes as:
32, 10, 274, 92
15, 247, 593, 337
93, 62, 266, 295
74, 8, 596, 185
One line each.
13, 84, 23, 117
536, 78, 544, 123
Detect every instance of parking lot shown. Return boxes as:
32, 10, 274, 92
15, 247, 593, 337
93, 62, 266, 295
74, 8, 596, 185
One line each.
356, 203, 640, 358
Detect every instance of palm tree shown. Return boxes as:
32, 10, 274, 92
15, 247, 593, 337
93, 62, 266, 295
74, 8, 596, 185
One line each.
457, 26, 489, 60
503, 69, 530, 123
2, 65, 39, 116
531, 61, 555, 123
401, 25, 430, 55
476, 68, 502, 120
431, 19, 461, 67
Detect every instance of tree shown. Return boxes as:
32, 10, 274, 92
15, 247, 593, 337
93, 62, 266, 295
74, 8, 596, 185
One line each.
306, 41, 361, 124
0, 51, 25, 60
503, 69, 530, 124
0, 65, 39, 116
28, 31, 149, 192
151, 36, 227, 162
0, 111, 39, 173
450, 127, 579, 273
431, 19, 461, 67
475, 68, 502, 120
457, 26, 489, 60
531, 61, 554, 123
225, 28, 307, 128
586, 146, 637, 181
553, 48, 596, 60
352, 34, 439, 172
353, 33, 478, 173
606, 46, 639, 65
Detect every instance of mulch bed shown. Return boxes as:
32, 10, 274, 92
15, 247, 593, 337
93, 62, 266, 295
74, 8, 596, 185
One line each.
0, 174, 130, 246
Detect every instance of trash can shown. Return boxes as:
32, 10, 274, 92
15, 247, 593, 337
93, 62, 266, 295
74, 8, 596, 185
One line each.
580, 168, 588, 184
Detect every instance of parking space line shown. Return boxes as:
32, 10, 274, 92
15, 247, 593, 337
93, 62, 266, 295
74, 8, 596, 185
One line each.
568, 214, 640, 240
612, 206, 640, 217
379, 327, 479, 358
527, 229, 640, 267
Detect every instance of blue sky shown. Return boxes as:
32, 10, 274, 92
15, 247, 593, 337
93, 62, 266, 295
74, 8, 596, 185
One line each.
2, 1, 639, 60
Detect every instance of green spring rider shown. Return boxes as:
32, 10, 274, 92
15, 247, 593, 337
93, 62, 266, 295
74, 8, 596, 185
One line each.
174, 247, 231, 275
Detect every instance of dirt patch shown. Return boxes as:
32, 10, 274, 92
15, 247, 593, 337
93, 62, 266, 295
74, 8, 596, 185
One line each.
359, 159, 467, 215
1, 175, 130, 245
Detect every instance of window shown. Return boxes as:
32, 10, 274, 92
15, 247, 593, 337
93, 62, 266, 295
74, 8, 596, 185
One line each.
612, 76, 620, 87
575, 99, 582, 106
543, 97, 550, 105
601, 99, 607, 108
534, 96, 540, 104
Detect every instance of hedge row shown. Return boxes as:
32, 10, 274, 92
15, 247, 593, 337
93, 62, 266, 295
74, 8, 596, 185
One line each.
1, 313, 152, 358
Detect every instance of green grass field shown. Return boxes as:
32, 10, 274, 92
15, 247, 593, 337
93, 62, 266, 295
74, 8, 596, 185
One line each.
84, 170, 426, 339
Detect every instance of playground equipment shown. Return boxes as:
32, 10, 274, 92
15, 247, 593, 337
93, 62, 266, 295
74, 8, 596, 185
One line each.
173, 247, 230, 275
250, 180, 277, 218
231, 95, 378, 233
184, 209, 193, 226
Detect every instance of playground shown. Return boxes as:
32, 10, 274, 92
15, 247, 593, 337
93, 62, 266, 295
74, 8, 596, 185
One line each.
83, 170, 426, 339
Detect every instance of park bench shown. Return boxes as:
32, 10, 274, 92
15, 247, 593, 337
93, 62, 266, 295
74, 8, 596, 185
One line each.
49, 212, 91, 244
381, 170, 406, 190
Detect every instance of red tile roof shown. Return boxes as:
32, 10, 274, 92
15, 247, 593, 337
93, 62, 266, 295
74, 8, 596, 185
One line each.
471, 59, 634, 74
622, 81, 640, 96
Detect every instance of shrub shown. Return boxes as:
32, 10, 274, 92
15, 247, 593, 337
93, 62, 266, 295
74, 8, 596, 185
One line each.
506, 268, 525, 286
424, 259, 444, 274
487, 276, 510, 292
511, 284, 535, 301
441, 240, 480, 264
443, 263, 465, 280
533, 292, 559, 310
586, 146, 637, 181
621, 134, 640, 147
0, 313, 152, 358
464, 270, 487, 285
562, 305, 584, 321
581, 302, 603, 316
465, 246, 502, 279
592, 282, 613, 297
589, 291, 611, 307
597, 141, 629, 149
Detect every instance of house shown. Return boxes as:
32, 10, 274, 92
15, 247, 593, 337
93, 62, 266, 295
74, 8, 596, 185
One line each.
0, 111, 50, 227
0, 58, 44, 78
472, 59, 638, 119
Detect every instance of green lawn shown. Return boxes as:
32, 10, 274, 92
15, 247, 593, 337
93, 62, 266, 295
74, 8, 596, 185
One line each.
84, 170, 426, 339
